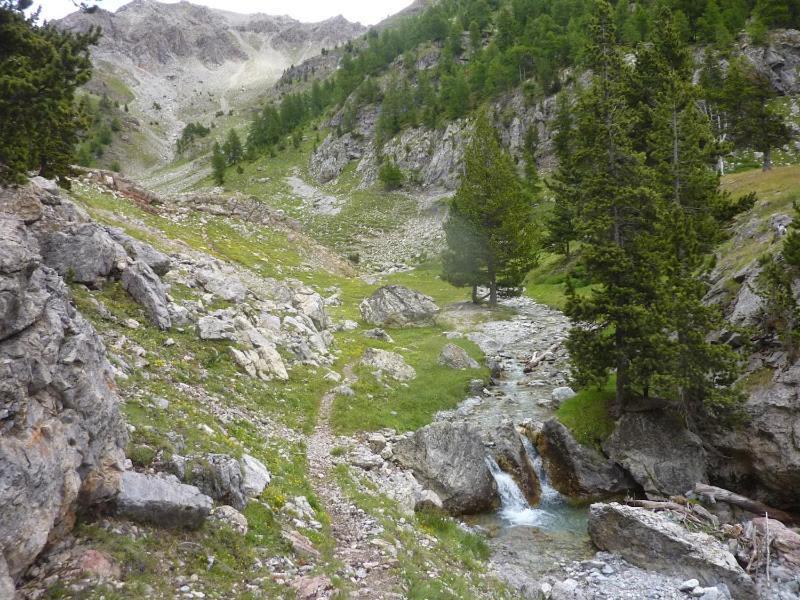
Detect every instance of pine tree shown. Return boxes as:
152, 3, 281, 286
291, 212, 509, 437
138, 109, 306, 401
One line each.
556, 1, 663, 412
223, 128, 243, 165
441, 109, 539, 305
783, 202, 800, 267
0, 1, 99, 184
211, 141, 226, 186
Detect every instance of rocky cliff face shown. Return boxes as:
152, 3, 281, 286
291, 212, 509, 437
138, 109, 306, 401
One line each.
0, 180, 128, 589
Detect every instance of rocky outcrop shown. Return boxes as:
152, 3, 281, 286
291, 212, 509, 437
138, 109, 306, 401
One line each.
361, 347, 416, 381
438, 343, 480, 369
360, 285, 439, 327
38, 222, 128, 286
535, 419, 637, 501
105, 226, 171, 275
121, 259, 172, 329
604, 410, 707, 498
393, 422, 498, 514
0, 217, 128, 583
185, 454, 247, 511
743, 29, 800, 95
115, 471, 212, 529
588, 503, 757, 599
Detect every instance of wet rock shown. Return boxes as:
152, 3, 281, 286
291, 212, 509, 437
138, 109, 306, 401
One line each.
0, 218, 127, 581
588, 503, 756, 599
240, 454, 270, 498
209, 505, 248, 535
360, 285, 439, 327
361, 347, 416, 381
115, 471, 212, 529
604, 410, 706, 498
105, 227, 171, 275
536, 418, 637, 501
185, 454, 247, 511
394, 421, 498, 514
121, 260, 171, 329
438, 343, 480, 369
38, 222, 128, 285
489, 423, 540, 505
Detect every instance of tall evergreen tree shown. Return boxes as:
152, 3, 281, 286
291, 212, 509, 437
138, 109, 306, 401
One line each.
211, 141, 226, 186
0, 0, 99, 184
442, 109, 539, 305
223, 128, 243, 165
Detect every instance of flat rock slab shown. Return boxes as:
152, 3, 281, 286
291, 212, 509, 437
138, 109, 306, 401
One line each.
115, 471, 212, 529
588, 503, 756, 599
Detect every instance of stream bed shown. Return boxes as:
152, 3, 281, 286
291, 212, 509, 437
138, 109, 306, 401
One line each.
437, 297, 594, 592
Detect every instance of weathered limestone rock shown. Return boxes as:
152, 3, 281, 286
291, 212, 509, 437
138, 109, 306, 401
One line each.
105, 227, 171, 275
37, 222, 128, 285
115, 471, 211, 529
536, 419, 637, 501
438, 343, 480, 369
229, 344, 288, 381
359, 285, 439, 327
604, 410, 707, 498
0, 555, 15, 599
209, 505, 248, 535
588, 503, 756, 599
292, 288, 328, 331
361, 347, 416, 381
121, 260, 171, 330
197, 311, 236, 340
394, 422, 498, 514
240, 454, 271, 498
0, 217, 128, 582
185, 454, 247, 511
196, 268, 247, 303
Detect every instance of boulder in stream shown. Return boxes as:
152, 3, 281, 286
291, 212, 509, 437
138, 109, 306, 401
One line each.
394, 422, 498, 514
588, 502, 756, 599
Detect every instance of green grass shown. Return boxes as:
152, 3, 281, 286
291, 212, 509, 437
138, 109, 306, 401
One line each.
331, 329, 488, 435
555, 377, 616, 448
523, 252, 595, 310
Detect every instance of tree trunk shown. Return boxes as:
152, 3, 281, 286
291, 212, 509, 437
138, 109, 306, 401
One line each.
763, 147, 772, 171
693, 483, 796, 525
489, 276, 497, 306
613, 328, 627, 418
471, 284, 479, 305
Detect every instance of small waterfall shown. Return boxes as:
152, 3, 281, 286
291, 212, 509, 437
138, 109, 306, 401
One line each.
486, 455, 531, 516
521, 436, 561, 505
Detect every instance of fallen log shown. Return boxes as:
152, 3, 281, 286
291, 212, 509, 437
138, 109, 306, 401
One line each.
694, 483, 797, 525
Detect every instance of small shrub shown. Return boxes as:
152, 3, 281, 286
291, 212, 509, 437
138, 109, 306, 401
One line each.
378, 159, 404, 191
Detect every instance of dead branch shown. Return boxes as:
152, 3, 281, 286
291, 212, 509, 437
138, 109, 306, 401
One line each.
694, 483, 797, 525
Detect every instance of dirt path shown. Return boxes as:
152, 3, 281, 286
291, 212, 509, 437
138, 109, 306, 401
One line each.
306, 367, 403, 599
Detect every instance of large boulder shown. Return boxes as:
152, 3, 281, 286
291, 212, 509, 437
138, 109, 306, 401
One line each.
115, 471, 212, 529
105, 227, 171, 276
292, 288, 329, 331
588, 503, 756, 599
536, 419, 638, 501
604, 410, 707, 498
361, 347, 416, 381
195, 268, 247, 303
185, 454, 247, 511
121, 260, 171, 330
37, 222, 128, 285
394, 422, 498, 514
359, 285, 439, 327
0, 217, 128, 583
240, 454, 271, 498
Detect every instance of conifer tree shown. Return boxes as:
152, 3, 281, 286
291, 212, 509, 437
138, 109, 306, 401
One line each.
442, 109, 538, 305
223, 128, 243, 165
211, 141, 226, 186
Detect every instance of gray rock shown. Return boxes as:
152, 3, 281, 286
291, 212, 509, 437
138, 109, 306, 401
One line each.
121, 260, 171, 329
363, 328, 394, 342
115, 471, 211, 529
550, 578, 587, 600
185, 454, 247, 511
292, 289, 328, 331
604, 410, 707, 498
0, 181, 44, 224
38, 222, 127, 285
359, 285, 439, 327
361, 347, 416, 381
348, 446, 384, 470
489, 423, 540, 505
0, 555, 14, 599
0, 217, 127, 580
588, 503, 756, 599
209, 505, 248, 535
680, 579, 701, 591
196, 268, 247, 303
105, 227, 171, 275
414, 489, 444, 511
551, 386, 576, 403
394, 421, 498, 515
536, 418, 637, 501
438, 343, 480, 369
197, 311, 236, 340
240, 454, 270, 498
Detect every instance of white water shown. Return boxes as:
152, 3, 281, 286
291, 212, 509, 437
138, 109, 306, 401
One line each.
486, 439, 586, 533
